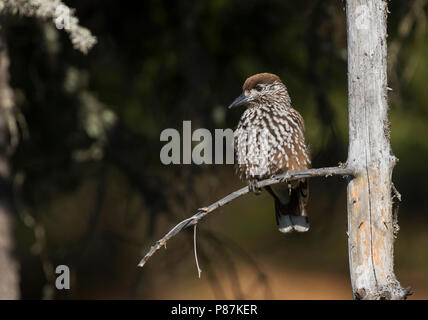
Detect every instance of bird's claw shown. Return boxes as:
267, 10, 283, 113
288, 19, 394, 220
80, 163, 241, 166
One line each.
248, 180, 262, 195
198, 207, 209, 212
279, 173, 290, 183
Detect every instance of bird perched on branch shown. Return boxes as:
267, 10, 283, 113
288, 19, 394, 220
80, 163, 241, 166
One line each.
228, 73, 311, 233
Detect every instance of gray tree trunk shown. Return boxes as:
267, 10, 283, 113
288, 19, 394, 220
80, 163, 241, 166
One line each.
345, 0, 410, 300
0, 31, 20, 300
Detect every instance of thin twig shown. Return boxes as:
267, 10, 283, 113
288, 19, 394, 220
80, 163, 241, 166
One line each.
138, 166, 354, 267
391, 182, 402, 202
193, 225, 202, 278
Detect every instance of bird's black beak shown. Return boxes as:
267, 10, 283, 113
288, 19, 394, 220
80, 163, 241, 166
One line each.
228, 93, 251, 109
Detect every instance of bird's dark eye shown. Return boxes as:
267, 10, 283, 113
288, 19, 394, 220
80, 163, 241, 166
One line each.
255, 85, 263, 92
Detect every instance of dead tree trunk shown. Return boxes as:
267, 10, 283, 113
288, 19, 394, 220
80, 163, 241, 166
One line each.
0, 31, 20, 299
346, 0, 410, 300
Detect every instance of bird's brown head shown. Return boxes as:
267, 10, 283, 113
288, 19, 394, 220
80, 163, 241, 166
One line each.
228, 73, 290, 109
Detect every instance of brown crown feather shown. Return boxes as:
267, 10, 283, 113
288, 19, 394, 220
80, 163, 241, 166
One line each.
242, 73, 282, 91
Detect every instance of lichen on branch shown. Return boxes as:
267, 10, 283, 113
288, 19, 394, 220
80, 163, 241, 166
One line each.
0, 0, 97, 54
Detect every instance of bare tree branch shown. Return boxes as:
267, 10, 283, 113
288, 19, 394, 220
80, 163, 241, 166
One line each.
138, 166, 354, 267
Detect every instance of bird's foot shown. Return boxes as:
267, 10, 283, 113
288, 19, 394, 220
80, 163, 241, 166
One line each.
248, 180, 262, 195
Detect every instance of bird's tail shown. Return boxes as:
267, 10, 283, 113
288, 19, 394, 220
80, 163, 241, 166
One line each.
267, 180, 309, 233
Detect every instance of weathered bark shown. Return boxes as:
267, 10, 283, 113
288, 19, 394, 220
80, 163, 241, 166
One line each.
0, 31, 20, 299
346, 0, 409, 300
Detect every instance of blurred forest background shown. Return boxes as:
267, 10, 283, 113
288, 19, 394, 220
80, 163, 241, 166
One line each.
0, 0, 427, 299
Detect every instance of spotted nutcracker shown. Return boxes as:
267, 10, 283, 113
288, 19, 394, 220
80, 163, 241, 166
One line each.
228, 73, 311, 233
